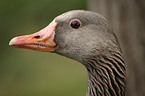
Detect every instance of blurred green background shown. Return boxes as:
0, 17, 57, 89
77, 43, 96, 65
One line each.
0, 0, 87, 96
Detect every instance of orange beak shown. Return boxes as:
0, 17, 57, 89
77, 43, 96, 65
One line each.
9, 20, 57, 52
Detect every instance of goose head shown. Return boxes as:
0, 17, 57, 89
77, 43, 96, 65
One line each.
9, 10, 120, 63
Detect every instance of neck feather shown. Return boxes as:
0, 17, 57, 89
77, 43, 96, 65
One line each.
83, 52, 126, 96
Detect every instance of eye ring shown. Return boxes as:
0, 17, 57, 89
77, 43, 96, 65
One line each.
70, 19, 82, 29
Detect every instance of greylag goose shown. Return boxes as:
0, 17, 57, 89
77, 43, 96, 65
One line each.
9, 10, 126, 96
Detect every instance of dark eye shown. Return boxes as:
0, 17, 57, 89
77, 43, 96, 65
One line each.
70, 19, 82, 29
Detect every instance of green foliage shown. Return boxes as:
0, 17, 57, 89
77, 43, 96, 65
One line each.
0, 0, 87, 96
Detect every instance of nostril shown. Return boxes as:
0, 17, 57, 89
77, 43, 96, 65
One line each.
33, 35, 41, 39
